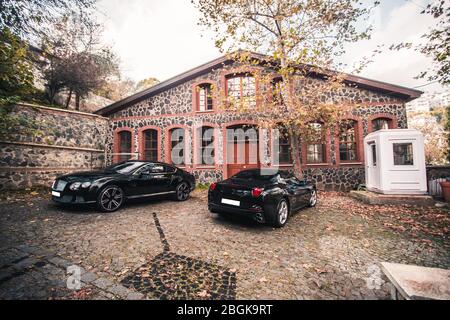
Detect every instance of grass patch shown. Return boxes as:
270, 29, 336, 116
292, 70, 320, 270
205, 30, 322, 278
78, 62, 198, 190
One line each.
196, 183, 211, 190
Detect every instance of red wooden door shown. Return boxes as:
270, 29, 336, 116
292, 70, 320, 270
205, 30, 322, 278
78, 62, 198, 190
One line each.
227, 139, 259, 177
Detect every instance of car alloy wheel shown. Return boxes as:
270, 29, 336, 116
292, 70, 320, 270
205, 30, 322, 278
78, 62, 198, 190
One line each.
176, 182, 190, 201
278, 199, 289, 226
99, 186, 123, 212
309, 189, 317, 207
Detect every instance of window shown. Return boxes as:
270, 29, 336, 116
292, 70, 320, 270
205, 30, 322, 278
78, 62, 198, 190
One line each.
227, 74, 256, 107
118, 131, 132, 162
278, 127, 292, 164
197, 84, 213, 111
371, 144, 377, 166
306, 122, 326, 164
106, 161, 145, 174
272, 77, 283, 105
198, 126, 215, 165
169, 128, 185, 165
339, 120, 358, 162
393, 143, 413, 165
142, 129, 158, 161
134, 163, 164, 175
372, 118, 391, 131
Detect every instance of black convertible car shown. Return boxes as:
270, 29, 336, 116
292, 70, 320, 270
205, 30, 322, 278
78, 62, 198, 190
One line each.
208, 169, 317, 227
51, 161, 195, 212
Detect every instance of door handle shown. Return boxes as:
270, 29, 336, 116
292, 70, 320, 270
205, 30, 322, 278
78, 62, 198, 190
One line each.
154, 175, 165, 179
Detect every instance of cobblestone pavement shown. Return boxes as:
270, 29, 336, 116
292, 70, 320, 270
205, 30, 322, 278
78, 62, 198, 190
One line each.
0, 189, 448, 300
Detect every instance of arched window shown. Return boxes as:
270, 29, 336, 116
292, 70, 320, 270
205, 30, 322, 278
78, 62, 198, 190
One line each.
339, 120, 358, 162
197, 126, 215, 165
306, 122, 326, 164
277, 127, 291, 164
142, 129, 158, 161
372, 117, 392, 131
169, 128, 185, 165
118, 131, 132, 162
226, 74, 256, 107
196, 83, 213, 112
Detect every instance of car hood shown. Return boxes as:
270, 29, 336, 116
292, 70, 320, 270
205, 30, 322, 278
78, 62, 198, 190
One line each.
58, 170, 124, 182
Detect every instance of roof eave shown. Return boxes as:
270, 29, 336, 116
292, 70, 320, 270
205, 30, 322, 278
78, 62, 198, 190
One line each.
95, 53, 423, 116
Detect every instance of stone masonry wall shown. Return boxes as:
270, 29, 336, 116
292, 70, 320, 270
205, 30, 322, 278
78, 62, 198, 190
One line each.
106, 62, 410, 191
0, 104, 109, 190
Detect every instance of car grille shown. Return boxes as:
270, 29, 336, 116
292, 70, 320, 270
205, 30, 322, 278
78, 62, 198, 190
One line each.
54, 180, 68, 191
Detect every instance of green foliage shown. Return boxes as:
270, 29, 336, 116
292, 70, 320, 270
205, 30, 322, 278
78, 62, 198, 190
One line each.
0, 28, 34, 97
196, 183, 211, 190
0, 104, 40, 141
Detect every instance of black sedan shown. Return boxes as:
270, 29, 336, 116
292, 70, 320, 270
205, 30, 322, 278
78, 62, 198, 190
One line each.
51, 161, 196, 212
208, 169, 317, 227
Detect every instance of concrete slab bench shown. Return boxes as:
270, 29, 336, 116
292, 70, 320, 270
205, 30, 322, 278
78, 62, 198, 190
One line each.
381, 262, 450, 300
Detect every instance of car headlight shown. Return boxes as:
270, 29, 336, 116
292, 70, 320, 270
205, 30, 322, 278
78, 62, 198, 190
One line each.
69, 182, 82, 190
51, 180, 56, 189
81, 182, 92, 188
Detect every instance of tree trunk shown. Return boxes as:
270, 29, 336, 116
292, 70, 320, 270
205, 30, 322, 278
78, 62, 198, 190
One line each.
279, 45, 303, 179
47, 88, 55, 105
65, 89, 72, 109
75, 93, 80, 111
288, 128, 303, 179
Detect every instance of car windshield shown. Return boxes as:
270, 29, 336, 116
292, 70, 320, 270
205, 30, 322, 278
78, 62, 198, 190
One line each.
104, 162, 147, 174
232, 169, 278, 181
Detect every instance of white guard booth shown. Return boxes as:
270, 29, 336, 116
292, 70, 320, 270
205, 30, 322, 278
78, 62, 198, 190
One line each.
364, 129, 427, 195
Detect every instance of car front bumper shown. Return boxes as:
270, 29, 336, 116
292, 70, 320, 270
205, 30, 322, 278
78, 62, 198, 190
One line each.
51, 190, 96, 204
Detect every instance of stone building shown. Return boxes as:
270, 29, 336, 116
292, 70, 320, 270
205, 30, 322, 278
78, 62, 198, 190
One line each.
95, 53, 422, 191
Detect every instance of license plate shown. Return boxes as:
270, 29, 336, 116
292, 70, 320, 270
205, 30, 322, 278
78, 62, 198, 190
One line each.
221, 198, 240, 206
52, 191, 61, 197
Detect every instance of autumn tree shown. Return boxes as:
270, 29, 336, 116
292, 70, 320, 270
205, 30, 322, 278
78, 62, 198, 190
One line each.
445, 106, 450, 162
409, 111, 448, 165
390, 0, 449, 86
40, 15, 119, 109
95, 78, 137, 101
63, 49, 119, 109
96, 77, 160, 102
195, 0, 377, 174
0, 0, 96, 40
135, 77, 160, 92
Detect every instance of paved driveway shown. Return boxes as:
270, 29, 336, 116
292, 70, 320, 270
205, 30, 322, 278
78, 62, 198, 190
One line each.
0, 189, 448, 299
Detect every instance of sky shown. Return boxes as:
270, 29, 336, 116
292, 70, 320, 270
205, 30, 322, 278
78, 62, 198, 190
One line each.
96, 0, 446, 93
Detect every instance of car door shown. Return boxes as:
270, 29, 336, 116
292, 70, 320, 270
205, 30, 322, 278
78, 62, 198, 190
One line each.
128, 164, 159, 196
150, 164, 173, 193
128, 163, 171, 196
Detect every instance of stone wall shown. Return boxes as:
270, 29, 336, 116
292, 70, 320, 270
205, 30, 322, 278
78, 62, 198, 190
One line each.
0, 104, 109, 190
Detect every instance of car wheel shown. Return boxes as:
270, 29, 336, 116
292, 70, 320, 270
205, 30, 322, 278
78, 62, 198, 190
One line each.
309, 189, 317, 207
97, 185, 124, 212
175, 182, 190, 201
272, 199, 289, 228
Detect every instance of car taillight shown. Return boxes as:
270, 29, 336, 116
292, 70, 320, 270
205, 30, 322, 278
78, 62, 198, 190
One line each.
210, 182, 217, 191
252, 187, 264, 197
